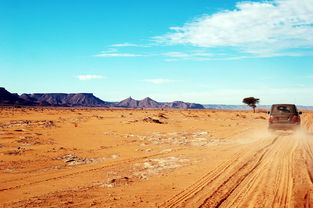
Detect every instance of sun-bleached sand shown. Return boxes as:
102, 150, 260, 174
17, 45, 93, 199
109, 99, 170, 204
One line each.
0, 108, 313, 207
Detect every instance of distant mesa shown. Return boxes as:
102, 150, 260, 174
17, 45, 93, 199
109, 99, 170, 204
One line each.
20, 93, 109, 107
0, 87, 205, 109
162, 101, 204, 109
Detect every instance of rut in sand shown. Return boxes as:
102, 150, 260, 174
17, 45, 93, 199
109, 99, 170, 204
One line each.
162, 131, 313, 208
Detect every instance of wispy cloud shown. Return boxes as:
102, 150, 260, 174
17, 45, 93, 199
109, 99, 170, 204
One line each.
163, 52, 248, 61
111, 43, 152, 48
95, 48, 144, 57
95, 53, 143, 57
163, 51, 217, 61
95, 43, 154, 57
77, 75, 104, 80
144, 79, 177, 84
111, 43, 139, 47
156, 0, 313, 56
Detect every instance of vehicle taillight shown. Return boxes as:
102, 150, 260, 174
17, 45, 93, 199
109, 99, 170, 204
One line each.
292, 116, 300, 122
269, 116, 275, 121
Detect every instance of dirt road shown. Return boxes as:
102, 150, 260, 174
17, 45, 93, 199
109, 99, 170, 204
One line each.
0, 108, 312, 207
162, 131, 313, 208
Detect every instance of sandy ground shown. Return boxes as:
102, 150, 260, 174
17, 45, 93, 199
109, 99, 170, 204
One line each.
0, 108, 312, 208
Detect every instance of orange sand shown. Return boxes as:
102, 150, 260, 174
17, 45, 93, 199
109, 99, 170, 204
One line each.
0, 108, 312, 207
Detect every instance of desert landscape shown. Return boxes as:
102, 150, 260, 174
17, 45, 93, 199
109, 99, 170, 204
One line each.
3, 0, 313, 207
0, 107, 312, 207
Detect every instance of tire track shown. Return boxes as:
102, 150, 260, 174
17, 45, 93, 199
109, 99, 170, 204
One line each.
294, 132, 313, 207
199, 135, 286, 208
160, 132, 310, 208
0, 148, 187, 193
160, 134, 280, 208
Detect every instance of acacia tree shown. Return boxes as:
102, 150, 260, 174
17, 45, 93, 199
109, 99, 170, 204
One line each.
242, 97, 260, 113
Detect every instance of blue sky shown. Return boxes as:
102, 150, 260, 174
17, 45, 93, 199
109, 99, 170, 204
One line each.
1, 0, 313, 105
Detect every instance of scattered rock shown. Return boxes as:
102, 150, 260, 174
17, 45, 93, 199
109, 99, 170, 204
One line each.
62, 154, 81, 163
16, 136, 41, 145
54, 154, 110, 166
4, 147, 27, 155
101, 176, 132, 188
1, 120, 56, 128
142, 117, 163, 124
127, 120, 139, 123
52, 147, 66, 151
43, 120, 55, 128
157, 113, 168, 119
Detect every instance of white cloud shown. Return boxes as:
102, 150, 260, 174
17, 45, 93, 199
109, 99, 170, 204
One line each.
77, 75, 104, 80
144, 79, 177, 84
95, 48, 144, 57
111, 43, 139, 47
157, 0, 313, 56
111, 43, 152, 48
163, 51, 215, 61
95, 53, 143, 57
163, 51, 248, 61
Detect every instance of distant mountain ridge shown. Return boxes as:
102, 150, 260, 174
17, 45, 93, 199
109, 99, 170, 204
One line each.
0, 88, 204, 109
20, 93, 108, 107
115, 97, 205, 109
2, 87, 312, 110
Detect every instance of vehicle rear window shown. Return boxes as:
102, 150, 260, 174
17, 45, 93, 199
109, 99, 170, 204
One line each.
272, 105, 295, 113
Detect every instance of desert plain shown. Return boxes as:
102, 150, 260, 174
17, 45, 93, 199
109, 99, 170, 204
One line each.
0, 108, 313, 208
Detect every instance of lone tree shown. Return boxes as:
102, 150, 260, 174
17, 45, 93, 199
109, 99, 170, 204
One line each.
242, 97, 260, 113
